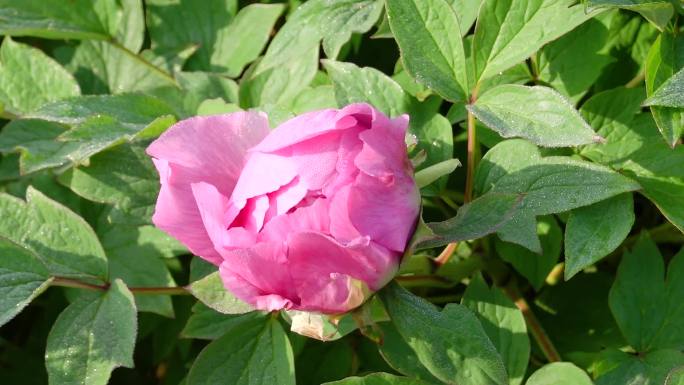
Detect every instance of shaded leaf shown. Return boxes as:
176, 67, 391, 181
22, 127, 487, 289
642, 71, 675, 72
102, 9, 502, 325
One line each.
45, 280, 137, 385
189, 271, 255, 315
525, 362, 593, 385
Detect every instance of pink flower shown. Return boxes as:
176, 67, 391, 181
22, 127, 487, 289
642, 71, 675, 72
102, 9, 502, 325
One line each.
147, 104, 420, 314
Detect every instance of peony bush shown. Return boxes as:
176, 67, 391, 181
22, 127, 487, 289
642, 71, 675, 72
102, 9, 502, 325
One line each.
0, 0, 683, 384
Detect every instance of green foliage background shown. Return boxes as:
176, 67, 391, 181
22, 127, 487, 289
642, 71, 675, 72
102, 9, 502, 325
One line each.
0, 0, 683, 384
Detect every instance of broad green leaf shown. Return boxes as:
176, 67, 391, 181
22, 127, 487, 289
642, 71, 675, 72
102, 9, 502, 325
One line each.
377, 322, 441, 383
187, 316, 295, 385
0, 187, 107, 280
197, 99, 242, 116
468, 85, 602, 147
587, 0, 674, 31
189, 271, 255, 315
564, 193, 635, 279
414, 159, 461, 189
240, 48, 318, 108
490, 157, 641, 216
645, 32, 684, 147
0, 37, 80, 115
58, 144, 159, 225
182, 303, 264, 340
537, 19, 613, 103
98, 223, 186, 261
595, 349, 684, 385
580, 87, 684, 232
0, 0, 113, 40
472, 0, 594, 83
644, 66, 684, 107
0, 238, 51, 327
324, 373, 433, 385
323, 60, 411, 117
108, 252, 175, 318
610, 235, 684, 351
45, 280, 137, 385
291, 85, 337, 114
416, 192, 523, 249
3, 94, 178, 171
473, 139, 541, 195
147, 0, 238, 72
462, 274, 529, 385
409, 112, 455, 196
176, 71, 240, 115
380, 282, 508, 385
447, 0, 482, 37
211, 4, 285, 77
496, 216, 562, 290
525, 362, 593, 385
385, 0, 469, 102
534, 272, 626, 355
66, 40, 178, 95
257, 0, 382, 71
0, 119, 79, 175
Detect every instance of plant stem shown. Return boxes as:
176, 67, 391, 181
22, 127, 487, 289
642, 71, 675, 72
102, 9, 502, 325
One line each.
51, 277, 191, 295
625, 71, 645, 88
434, 242, 458, 266
502, 282, 561, 362
464, 106, 478, 203
395, 274, 455, 288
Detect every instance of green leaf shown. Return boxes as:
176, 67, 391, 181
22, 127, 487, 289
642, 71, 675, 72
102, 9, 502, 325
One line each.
416, 192, 524, 249
496, 216, 562, 290
0, 238, 51, 327
645, 32, 684, 147
0, 187, 107, 280
182, 303, 264, 340
98, 223, 186, 261
462, 274, 529, 385
414, 159, 461, 189
564, 193, 635, 279
45, 279, 137, 385
580, 87, 684, 232
240, 47, 318, 109
257, 0, 382, 71
66, 40, 178, 95
595, 349, 684, 385
490, 157, 641, 216
187, 316, 295, 385
323, 373, 433, 385
609, 235, 684, 351
473, 139, 541, 195
58, 144, 159, 225
1, 94, 177, 172
0, 37, 80, 115
189, 271, 255, 315
525, 362, 593, 385
385, 0, 469, 102
291, 85, 338, 114
147, 0, 237, 72
377, 322, 441, 383
409, 111, 455, 195
323, 60, 411, 117
472, 0, 595, 83
108, 253, 175, 318
468, 85, 602, 147
644, 66, 684, 107
380, 282, 508, 385
212, 4, 285, 77
0, 119, 78, 175
0, 0, 115, 40
537, 19, 614, 103
587, 0, 674, 31
447, 0, 482, 37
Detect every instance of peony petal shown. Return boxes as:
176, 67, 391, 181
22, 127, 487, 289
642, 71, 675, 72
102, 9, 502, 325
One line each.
218, 241, 298, 308
219, 264, 293, 312
152, 160, 222, 265
259, 199, 330, 242
328, 185, 362, 243
229, 152, 298, 208
251, 109, 349, 153
354, 113, 411, 179
147, 111, 270, 196
348, 173, 420, 252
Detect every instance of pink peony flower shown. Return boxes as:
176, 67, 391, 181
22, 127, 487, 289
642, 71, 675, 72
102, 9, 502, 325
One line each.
147, 103, 420, 314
